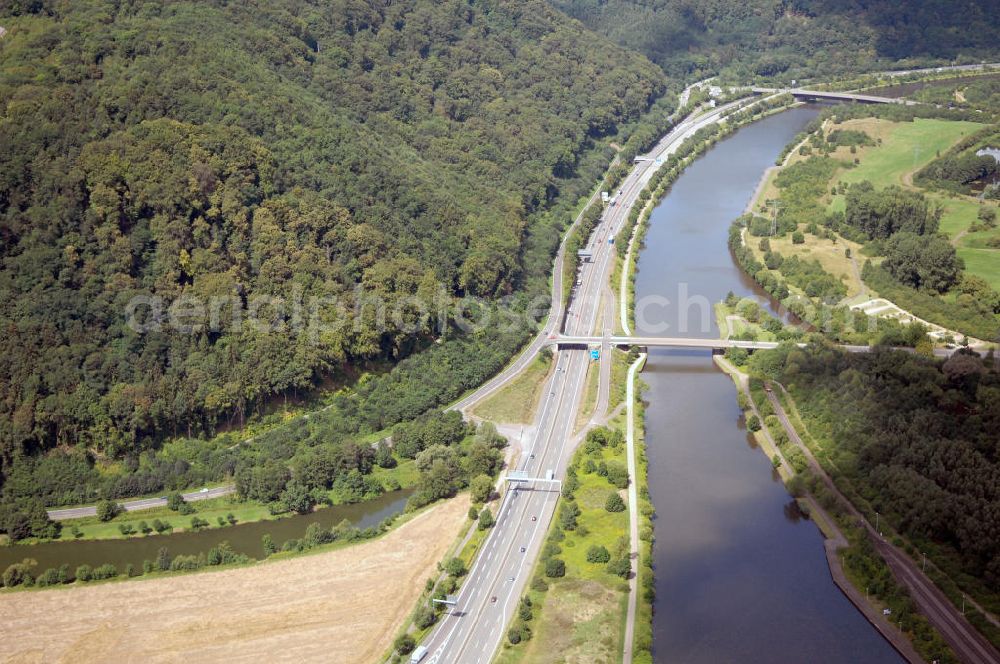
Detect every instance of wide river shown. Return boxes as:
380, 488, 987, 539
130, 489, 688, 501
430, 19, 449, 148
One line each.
634, 106, 905, 662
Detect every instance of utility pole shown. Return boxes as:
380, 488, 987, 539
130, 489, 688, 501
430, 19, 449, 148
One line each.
765, 199, 781, 236
922, 551, 927, 572
875, 510, 880, 535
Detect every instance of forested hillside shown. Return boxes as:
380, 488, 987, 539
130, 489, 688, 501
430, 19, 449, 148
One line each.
0, 0, 667, 473
547, 0, 1000, 80
751, 344, 1000, 596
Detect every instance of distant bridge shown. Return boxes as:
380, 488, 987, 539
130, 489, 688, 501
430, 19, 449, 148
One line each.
547, 335, 868, 353
752, 87, 918, 106
546, 335, 979, 358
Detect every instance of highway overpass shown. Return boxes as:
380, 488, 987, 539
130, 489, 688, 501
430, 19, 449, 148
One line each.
752, 87, 918, 106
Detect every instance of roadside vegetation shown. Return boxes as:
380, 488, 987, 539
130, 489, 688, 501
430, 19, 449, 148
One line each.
495, 425, 632, 664
472, 351, 554, 426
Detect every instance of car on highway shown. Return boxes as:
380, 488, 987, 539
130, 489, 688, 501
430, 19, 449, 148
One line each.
531, 515, 537, 522
491, 596, 497, 603
520, 546, 526, 553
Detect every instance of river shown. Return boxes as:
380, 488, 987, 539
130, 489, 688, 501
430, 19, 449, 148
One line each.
634, 106, 905, 662
0, 489, 411, 575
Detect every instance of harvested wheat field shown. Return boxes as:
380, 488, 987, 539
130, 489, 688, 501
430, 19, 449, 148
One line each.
0, 496, 468, 664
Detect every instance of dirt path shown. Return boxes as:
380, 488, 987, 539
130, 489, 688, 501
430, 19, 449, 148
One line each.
1, 496, 469, 664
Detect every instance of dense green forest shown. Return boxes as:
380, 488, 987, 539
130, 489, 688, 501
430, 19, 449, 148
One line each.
750, 344, 1000, 595
547, 0, 1000, 80
0, 0, 670, 504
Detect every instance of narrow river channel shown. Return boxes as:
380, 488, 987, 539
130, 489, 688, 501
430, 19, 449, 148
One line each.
0, 488, 411, 574
634, 106, 905, 662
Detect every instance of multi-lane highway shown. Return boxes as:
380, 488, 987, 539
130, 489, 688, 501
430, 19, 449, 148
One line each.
420, 91, 758, 664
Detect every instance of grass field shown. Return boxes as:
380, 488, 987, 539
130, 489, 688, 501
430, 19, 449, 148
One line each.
496, 435, 630, 664
957, 247, 1000, 290
0, 496, 470, 664
768, 231, 866, 299
830, 118, 981, 190
472, 352, 554, 425
575, 360, 601, 434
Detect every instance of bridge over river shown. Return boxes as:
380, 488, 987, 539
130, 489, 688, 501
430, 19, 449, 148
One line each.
752, 87, 918, 106
547, 335, 978, 358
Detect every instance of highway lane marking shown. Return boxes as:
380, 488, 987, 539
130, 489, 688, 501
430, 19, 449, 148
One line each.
424, 98, 748, 664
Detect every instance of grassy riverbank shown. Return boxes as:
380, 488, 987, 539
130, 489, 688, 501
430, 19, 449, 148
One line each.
739, 106, 999, 343
11, 448, 423, 544
714, 353, 961, 663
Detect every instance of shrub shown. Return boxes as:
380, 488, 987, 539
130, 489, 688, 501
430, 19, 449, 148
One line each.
75, 564, 92, 582
605, 493, 626, 512
262, 534, 277, 557
604, 462, 629, 489
747, 415, 761, 432
470, 475, 493, 503
394, 635, 415, 655
3, 560, 35, 587
586, 545, 611, 564
96, 500, 121, 522
444, 557, 467, 578
91, 563, 118, 580
530, 576, 549, 592
507, 623, 532, 644
607, 556, 631, 578
414, 604, 436, 629
544, 557, 566, 578
478, 508, 495, 530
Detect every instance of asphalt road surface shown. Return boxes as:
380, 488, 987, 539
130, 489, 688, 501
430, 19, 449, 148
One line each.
420, 93, 755, 664
47, 485, 234, 520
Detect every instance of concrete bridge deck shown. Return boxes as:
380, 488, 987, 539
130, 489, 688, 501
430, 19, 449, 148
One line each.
547, 335, 871, 352
752, 87, 918, 106
548, 335, 979, 358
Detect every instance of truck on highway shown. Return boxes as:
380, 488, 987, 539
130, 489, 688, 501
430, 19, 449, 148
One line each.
410, 645, 428, 663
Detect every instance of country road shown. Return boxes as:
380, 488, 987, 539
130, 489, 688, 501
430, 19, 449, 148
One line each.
47, 485, 235, 521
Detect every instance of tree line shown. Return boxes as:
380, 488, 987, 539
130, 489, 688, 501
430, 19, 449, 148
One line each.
749, 343, 1000, 596
0, 0, 668, 504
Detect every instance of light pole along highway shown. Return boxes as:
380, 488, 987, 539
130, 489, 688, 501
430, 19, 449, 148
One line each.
419, 91, 759, 664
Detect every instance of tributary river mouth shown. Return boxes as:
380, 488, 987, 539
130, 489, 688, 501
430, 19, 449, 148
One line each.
635, 106, 905, 662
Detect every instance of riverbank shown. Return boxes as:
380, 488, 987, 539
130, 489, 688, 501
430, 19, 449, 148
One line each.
0, 494, 469, 663
713, 356, 924, 663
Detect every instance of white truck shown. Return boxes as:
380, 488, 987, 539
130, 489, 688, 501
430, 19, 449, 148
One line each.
410, 645, 428, 663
